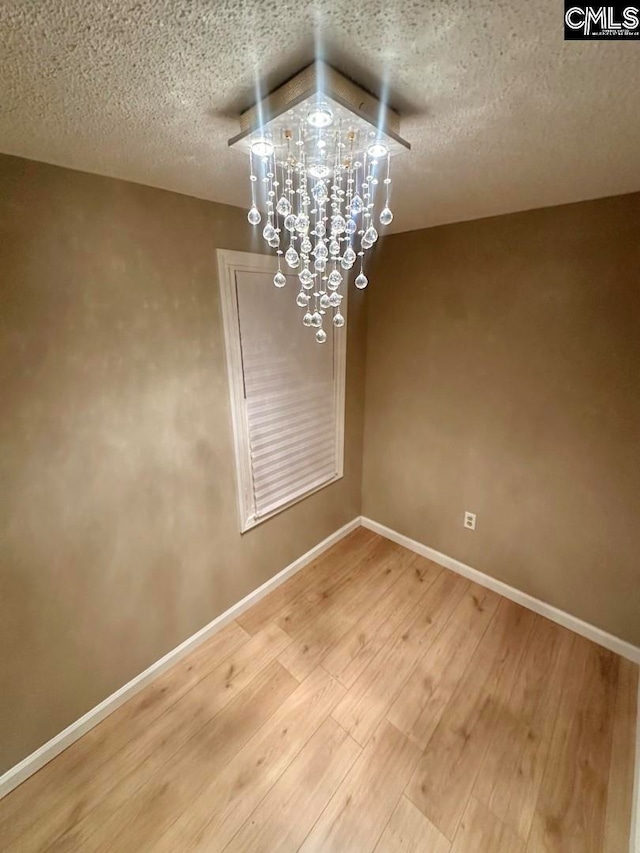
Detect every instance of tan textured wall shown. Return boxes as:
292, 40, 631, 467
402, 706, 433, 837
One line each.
363, 193, 640, 646
0, 154, 366, 772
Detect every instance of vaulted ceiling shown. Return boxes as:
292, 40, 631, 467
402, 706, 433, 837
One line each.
2, 0, 639, 232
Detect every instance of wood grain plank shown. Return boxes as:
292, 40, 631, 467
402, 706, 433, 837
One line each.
225, 718, 361, 853
276, 536, 398, 640
151, 666, 345, 852
603, 657, 638, 853
331, 570, 468, 747
387, 583, 498, 749
472, 617, 573, 841
45, 661, 298, 852
236, 527, 377, 636
277, 543, 423, 681
0, 533, 633, 853
373, 796, 451, 853
527, 636, 619, 853
323, 554, 443, 688
299, 721, 422, 853
451, 797, 525, 853
0, 619, 249, 848
406, 599, 536, 840
6, 623, 290, 852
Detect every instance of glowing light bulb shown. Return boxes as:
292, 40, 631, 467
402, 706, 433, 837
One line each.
251, 138, 275, 157
307, 104, 333, 128
367, 141, 389, 158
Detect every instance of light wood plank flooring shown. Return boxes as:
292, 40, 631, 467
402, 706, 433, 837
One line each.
1, 528, 637, 852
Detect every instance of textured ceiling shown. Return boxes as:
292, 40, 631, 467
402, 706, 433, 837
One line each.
2, 0, 639, 233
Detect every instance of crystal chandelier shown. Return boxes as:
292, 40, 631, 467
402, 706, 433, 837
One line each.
229, 62, 410, 343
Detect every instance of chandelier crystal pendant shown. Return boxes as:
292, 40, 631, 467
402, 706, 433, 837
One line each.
229, 62, 410, 343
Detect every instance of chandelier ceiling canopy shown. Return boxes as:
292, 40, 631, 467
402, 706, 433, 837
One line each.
229, 61, 410, 343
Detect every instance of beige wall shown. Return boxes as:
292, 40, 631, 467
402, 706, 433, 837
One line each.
0, 154, 366, 772
2, 152, 638, 775
363, 192, 640, 647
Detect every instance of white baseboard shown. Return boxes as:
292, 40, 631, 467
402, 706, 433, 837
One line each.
633, 676, 640, 853
360, 517, 640, 665
0, 517, 360, 800
2, 511, 638, 848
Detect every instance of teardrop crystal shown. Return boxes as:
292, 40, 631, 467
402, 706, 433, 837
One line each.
276, 196, 291, 216
311, 311, 323, 328
319, 293, 331, 309
285, 247, 300, 268
329, 291, 341, 307
363, 226, 378, 244
328, 269, 343, 289
331, 215, 346, 234
302, 312, 313, 327
341, 247, 356, 269
379, 207, 393, 226
345, 218, 357, 235
262, 223, 276, 241
296, 213, 310, 232
333, 312, 345, 327
284, 213, 297, 231
248, 205, 261, 226
273, 271, 286, 288
315, 328, 328, 344
299, 267, 314, 286
296, 291, 310, 307
350, 194, 364, 215
355, 272, 368, 289
312, 182, 328, 204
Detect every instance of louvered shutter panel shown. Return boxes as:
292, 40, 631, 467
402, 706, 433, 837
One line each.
234, 270, 339, 521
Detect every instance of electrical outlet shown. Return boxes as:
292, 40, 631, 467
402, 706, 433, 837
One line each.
464, 511, 476, 531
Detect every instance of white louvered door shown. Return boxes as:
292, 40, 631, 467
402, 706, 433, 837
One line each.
225, 263, 345, 529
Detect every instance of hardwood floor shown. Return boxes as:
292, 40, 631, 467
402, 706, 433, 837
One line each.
0, 527, 637, 852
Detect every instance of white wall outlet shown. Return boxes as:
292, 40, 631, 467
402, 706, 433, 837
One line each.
464, 511, 476, 531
